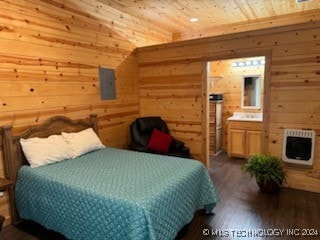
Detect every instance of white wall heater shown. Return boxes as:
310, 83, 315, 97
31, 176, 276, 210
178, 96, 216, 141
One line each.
282, 129, 315, 166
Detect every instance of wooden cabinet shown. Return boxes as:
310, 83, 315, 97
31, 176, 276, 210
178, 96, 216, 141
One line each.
227, 120, 262, 158
228, 129, 246, 156
209, 101, 223, 155
246, 130, 262, 156
209, 102, 216, 155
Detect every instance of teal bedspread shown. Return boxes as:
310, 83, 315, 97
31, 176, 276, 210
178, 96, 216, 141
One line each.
15, 147, 218, 240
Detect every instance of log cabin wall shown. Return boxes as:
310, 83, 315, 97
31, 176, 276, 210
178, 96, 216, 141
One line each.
138, 21, 320, 193
0, 0, 144, 223
139, 62, 205, 162
210, 58, 265, 150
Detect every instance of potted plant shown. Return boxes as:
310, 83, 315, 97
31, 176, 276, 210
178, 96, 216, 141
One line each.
242, 154, 286, 193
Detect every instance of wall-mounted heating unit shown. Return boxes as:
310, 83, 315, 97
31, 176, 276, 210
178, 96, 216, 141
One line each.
282, 129, 315, 166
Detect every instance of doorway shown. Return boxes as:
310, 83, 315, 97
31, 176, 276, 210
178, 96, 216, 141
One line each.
205, 55, 268, 166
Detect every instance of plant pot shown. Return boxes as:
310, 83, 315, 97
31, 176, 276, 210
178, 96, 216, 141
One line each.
257, 180, 281, 194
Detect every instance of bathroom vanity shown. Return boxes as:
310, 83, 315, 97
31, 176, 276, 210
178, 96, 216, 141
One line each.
227, 112, 262, 158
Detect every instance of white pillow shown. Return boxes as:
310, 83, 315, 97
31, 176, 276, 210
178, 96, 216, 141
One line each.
62, 128, 105, 158
20, 135, 73, 168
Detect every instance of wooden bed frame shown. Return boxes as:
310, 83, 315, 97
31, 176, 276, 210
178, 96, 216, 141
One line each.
1, 114, 98, 224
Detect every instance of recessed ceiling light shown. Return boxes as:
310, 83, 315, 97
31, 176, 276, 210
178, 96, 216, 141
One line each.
189, 17, 199, 23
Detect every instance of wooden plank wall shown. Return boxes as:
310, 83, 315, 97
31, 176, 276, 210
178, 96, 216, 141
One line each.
210, 58, 265, 150
0, 0, 141, 223
137, 21, 320, 193
139, 62, 204, 162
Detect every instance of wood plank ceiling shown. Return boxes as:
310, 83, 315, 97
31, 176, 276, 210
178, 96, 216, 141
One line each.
94, 0, 320, 46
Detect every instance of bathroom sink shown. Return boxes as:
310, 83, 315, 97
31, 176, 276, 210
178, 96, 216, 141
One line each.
227, 112, 263, 122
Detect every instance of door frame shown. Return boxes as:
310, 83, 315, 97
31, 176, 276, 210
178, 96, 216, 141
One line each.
202, 50, 272, 168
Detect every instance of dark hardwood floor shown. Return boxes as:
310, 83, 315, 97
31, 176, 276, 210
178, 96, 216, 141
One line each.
2, 152, 320, 240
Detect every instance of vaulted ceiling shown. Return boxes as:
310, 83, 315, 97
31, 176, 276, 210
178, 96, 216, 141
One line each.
83, 0, 320, 46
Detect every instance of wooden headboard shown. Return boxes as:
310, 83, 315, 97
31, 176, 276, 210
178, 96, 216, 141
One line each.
1, 114, 98, 224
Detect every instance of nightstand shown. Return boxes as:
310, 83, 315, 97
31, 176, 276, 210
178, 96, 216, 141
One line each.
0, 177, 14, 232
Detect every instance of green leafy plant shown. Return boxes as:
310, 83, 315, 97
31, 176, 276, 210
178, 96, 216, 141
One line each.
242, 154, 286, 192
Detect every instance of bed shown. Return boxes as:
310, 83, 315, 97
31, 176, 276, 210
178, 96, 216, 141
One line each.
1, 115, 218, 240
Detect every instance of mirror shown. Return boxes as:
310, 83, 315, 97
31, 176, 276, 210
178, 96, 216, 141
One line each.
241, 75, 260, 109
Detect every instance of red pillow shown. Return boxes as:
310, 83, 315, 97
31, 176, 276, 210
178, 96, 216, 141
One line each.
147, 128, 173, 153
